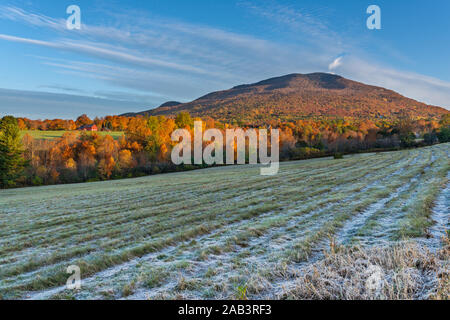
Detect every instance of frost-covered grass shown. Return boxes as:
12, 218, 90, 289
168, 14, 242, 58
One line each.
279, 239, 449, 300
0, 143, 448, 300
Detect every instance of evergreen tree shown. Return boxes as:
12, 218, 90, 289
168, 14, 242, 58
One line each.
437, 127, 450, 143
0, 116, 28, 188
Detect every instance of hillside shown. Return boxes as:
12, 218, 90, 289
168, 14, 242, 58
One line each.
121, 101, 181, 117
127, 73, 448, 124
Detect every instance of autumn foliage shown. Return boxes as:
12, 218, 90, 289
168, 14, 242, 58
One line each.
139, 73, 449, 125
0, 111, 448, 188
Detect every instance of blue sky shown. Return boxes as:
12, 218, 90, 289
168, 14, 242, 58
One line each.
0, 0, 449, 119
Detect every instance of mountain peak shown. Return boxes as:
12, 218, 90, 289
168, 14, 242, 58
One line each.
127, 73, 448, 123
158, 101, 182, 108
227, 73, 356, 95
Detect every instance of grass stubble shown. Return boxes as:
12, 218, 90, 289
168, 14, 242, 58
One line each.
0, 143, 448, 300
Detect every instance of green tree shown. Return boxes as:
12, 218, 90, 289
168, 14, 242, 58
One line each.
147, 116, 160, 132
175, 112, 193, 129
0, 116, 28, 187
400, 132, 416, 148
437, 127, 450, 143
423, 132, 437, 145
0, 116, 17, 128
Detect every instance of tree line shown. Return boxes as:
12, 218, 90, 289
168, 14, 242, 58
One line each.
1, 113, 449, 188
17, 114, 154, 131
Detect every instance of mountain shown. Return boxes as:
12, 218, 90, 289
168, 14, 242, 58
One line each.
121, 101, 181, 117
126, 73, 448, 124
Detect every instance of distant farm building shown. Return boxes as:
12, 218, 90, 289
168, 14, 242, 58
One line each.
78, 124, 98, 132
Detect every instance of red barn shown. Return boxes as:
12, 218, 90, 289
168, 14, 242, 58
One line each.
78, 124, 98, 132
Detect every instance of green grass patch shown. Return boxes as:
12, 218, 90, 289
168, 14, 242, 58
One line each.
20, 130, 124, 140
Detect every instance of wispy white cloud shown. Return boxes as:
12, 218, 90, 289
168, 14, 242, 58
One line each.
41, 59, 224, 101
93, 90, 162, 103
0, 88, 147, 119
0, 2, 449, 115
328, 56, 343, 71
239, 0, 345, 55
0, 5, 331, 98
0, 33, 58, 47
0, 34, 213, 75
241, 1, 450, 109
37, 84, 87, 94
0, 5, 64, 30
335, 55, 450, 108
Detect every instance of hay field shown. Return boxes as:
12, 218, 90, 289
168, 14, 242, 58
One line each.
20, 130, 124, 140
0, 143, 448, 300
